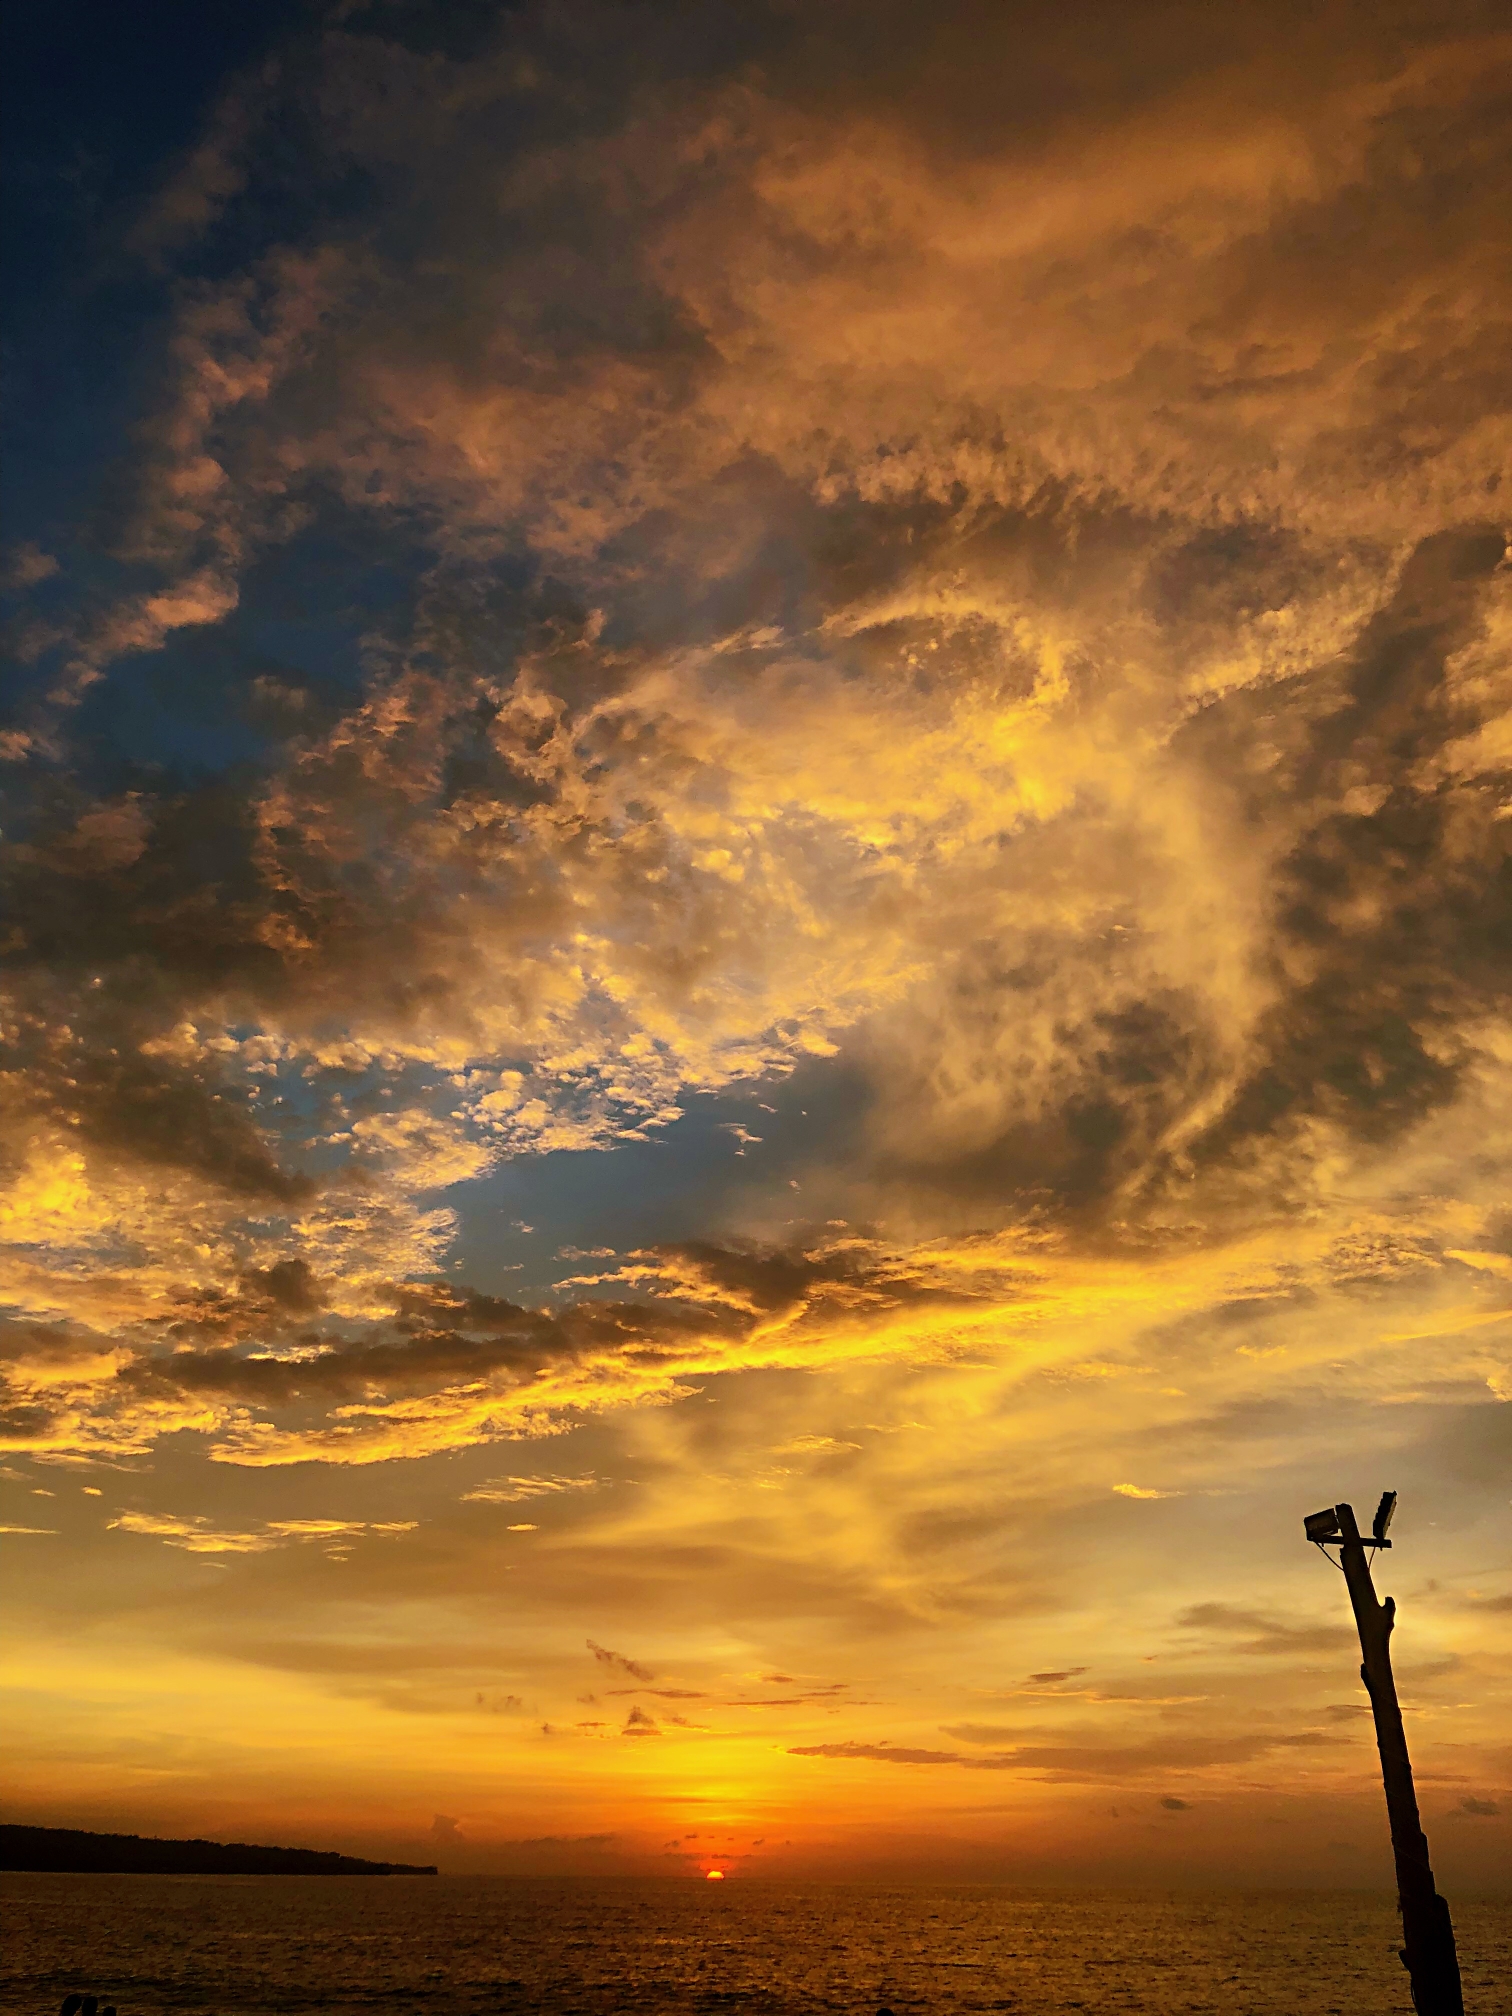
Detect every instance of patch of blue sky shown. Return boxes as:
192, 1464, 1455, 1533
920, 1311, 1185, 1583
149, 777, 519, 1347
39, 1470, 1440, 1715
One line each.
66, 502, 434, 786
2, 0, 319, 583
439, 1058, 868, 1302
230, 1041, 421, 1168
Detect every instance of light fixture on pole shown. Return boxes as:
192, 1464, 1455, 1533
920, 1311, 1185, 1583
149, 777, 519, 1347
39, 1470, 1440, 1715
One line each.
1304, 1495, 1462, 2016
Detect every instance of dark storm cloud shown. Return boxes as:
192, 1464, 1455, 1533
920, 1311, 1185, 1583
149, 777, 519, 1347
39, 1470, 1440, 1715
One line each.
72, 1052, 314, 1204
5, 779, 259, 965
599, 1237, 994, 1326
0, 1385, 60, 1441
0, 1225, 1008, 1462
1180, 526, 1512, 1167
120, 1330, 527, 1412
241, 1258, 325, 1314
120, 1281, 722, 1409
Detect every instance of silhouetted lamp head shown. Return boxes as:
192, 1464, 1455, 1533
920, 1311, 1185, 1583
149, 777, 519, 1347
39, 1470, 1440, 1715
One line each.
1372, 1490, 1397, 1545
1304, 1507, 1341, 1543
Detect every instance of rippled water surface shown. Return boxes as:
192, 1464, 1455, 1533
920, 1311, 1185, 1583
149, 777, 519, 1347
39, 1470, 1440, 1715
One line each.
3, 1876, 1508, 2016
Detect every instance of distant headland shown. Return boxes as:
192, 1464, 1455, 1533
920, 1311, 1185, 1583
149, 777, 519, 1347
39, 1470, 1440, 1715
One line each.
0, 1825, 437, 1876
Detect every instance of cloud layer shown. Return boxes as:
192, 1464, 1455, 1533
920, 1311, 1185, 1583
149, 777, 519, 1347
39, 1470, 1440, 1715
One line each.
1, 0, 1508, 1880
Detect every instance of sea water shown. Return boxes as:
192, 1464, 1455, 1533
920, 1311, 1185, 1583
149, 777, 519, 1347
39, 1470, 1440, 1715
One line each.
2, 1875, 1508, 2016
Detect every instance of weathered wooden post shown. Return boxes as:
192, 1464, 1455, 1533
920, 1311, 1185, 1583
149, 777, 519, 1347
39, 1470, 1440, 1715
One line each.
1304, 1494, 1464, 2015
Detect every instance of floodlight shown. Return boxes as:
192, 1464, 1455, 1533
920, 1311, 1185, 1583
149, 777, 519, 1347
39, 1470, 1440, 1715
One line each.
1372, 1490, 1397, 1544
1304, 1507, 1341, 1543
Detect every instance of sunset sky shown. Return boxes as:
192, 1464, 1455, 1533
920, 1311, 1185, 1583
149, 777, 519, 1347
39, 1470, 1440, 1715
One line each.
2, 0, 1509, 1886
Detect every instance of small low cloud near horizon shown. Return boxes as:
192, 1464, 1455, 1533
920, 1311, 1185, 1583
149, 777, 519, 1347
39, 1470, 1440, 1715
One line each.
1, 0, 1508, 1885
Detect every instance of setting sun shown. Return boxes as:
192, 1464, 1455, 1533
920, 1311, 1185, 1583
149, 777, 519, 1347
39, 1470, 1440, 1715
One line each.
705, 1870, 726, 1882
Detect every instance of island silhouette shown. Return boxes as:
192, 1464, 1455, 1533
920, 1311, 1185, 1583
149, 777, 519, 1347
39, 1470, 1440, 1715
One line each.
1, 1825, 436, 1876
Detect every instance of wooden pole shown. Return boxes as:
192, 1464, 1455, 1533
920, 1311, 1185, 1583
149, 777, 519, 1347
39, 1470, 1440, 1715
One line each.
1332, 1500, 1463, 2016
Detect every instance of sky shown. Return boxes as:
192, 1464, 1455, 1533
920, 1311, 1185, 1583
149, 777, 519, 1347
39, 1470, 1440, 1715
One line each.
1, 0, 1509, 1886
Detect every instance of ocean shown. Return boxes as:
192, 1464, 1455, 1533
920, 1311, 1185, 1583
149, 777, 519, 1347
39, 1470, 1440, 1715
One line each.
2, 1875, 1508, 2016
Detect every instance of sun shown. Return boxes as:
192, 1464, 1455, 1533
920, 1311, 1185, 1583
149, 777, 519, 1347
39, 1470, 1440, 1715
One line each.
705, 1868, 726, 1881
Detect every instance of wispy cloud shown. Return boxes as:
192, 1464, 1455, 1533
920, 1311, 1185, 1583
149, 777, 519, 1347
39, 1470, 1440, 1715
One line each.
107, 1511, 416, 1554
589, 1640, 656, 1682
462, 1473, 600, 1505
